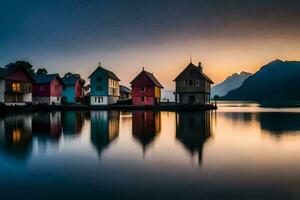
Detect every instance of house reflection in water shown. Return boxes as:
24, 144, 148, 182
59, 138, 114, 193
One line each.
176, 111, 212, 165
32, 112, 62, 141
90, 111, 120, 158
0, 114, 33, 162
132, 111, 161, 154
62, 111, 85, 136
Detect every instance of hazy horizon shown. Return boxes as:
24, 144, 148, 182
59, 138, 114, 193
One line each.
2, 0, 300, 89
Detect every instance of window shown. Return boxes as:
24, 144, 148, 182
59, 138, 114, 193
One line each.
183, 80, 187, 86
54, 85, 59, 90
188, 80, 193, 86
57, 97, 60, 101
195, 80, 200, 86
141, 87, 145, 92
96, 85, 103, 91
141, 96, 145, 102
98, 97, 103, 103
97, 77, 102, 82
12, 83, 21, 92
189, 96, 196, 103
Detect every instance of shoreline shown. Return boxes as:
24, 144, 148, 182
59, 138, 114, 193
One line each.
0, 103, 217, 114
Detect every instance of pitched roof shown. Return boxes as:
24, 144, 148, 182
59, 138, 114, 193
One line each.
33, 74, 62, 84
0, 66, 35, 81
88, 66, 120, 81
144, 71, 164, 88
174, 62, 214, 84
120, 85, 132, 93
131, 70, 164, 88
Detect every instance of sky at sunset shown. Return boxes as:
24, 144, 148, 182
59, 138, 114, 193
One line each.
1, 0, 300, 89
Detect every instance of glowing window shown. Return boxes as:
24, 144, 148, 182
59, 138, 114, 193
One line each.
12, 83, 21, 92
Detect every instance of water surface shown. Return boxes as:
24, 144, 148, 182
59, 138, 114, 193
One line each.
1, 103, 300, 199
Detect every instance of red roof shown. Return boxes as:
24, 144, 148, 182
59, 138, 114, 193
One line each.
131, 69, 163, 88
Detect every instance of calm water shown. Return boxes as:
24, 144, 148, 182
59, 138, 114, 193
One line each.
1, 103, 300, 199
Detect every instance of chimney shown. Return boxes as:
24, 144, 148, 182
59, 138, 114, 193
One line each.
198, 62, 203, 72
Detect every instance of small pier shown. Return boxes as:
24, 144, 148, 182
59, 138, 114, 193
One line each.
0, 102, 217, 114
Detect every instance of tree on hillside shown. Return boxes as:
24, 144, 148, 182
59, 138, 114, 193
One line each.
63, 72, 81, 79
63, 72, 86, 86
36, 68, 48, 75
5, 60, 34, 75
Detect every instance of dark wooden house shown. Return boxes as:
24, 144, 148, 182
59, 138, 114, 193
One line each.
0, 66, 33, 105
174, 62, 214, 105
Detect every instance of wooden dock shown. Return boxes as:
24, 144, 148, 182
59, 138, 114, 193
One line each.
0, 103, 217, 114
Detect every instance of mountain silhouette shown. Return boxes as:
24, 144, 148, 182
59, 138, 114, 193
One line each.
212, 71, 252, 97
222, 59, 300, 100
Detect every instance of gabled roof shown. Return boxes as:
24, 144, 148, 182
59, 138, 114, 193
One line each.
62, 76, 80, 86
88, 65, 120, 81
131, 70, 164, 88
144, 71, 164, 88
33, 74, 63, 84
174, 62, 214, 84
120, 85, 132, 93
0, 66, 34, 81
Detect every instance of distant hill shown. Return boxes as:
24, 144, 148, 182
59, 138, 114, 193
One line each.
212, 71, 252, 97
222, 59, 300, 100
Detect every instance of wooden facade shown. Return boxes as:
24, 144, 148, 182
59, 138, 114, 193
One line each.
62, 76, 85, 104
0, 67, 33, 104
130, 69, 163, 105
32, 74, 64, 105
174, 62, 214, 105
89, 64, 120, 105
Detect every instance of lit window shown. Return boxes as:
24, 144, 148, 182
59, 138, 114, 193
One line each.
12, 83, 21, 92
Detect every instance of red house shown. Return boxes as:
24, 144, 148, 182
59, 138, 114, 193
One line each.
32, 74, 64, 105
130, 69, 163, 105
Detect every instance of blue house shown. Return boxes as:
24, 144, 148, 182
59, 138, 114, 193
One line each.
61, 76, 84, 104
89, 63, 120, 105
